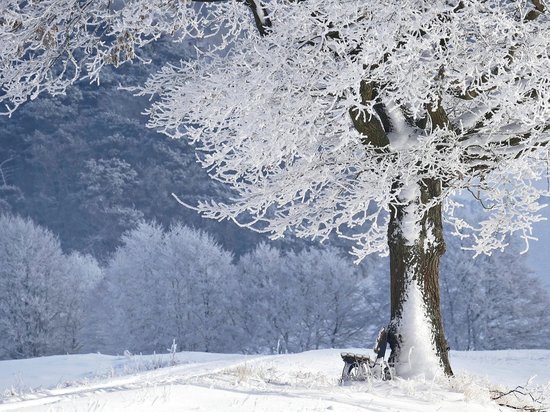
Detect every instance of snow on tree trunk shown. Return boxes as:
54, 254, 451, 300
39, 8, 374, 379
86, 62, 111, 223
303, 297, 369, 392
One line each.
387, 179, 452, 378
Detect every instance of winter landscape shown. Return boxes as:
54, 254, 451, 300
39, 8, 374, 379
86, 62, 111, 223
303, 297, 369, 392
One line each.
1, 349, 549, 411
1, 1, 550, 411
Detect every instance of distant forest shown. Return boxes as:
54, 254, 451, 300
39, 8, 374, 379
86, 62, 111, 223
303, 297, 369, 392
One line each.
0, 41, 271, 260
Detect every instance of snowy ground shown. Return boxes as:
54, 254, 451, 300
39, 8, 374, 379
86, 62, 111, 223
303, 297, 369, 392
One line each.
0, 349, 549, 411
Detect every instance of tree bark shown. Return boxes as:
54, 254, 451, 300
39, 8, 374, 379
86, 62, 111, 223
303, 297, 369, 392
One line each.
386, 178, 453, 377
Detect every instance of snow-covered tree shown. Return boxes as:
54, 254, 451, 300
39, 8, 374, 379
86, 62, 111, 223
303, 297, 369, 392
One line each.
60, 252, 103, 353
0, 215, 101, 359
235, 244, 369, 353
162, 223, 236, 352
235, 244, 298, 353
3, 0, 550, 376
106, 221, 236, 353
289, 247, 369, 350
441, 231, 550, 350
105, 221, 166, 353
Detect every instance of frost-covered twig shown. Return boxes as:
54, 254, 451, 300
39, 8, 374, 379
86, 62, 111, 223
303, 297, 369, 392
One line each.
490, 384, 550, 412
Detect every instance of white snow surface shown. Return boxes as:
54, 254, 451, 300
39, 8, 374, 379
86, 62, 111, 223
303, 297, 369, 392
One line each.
0, 349, 549, 411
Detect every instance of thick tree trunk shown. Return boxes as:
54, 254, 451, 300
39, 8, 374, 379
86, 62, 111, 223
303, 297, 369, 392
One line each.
386, 178, 453, 377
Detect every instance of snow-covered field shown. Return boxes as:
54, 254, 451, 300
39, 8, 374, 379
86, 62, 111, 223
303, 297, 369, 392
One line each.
0, 349, 549, 411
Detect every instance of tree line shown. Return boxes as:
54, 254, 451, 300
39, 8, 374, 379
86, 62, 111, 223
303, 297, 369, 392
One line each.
1, 213, 548, 360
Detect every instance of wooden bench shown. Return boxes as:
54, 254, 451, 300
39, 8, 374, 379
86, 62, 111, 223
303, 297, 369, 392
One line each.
340, 352, 392, 383
339, 328, 393, 384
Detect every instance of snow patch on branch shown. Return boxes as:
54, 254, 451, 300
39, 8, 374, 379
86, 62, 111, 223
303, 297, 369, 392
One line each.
386, 100, 415, 150
250, 0, 266, 25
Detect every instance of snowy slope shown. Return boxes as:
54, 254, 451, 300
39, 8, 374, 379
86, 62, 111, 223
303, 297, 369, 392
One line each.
0, 349, 549, 411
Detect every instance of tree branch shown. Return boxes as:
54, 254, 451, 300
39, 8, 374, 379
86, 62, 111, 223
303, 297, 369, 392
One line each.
191, 0, 272, 35
349, 81, 391, 150
244, 0, 272, 36
453, 0, 546, 101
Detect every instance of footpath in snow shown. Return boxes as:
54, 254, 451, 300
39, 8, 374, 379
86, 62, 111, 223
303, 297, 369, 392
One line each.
0, 349, 549, 411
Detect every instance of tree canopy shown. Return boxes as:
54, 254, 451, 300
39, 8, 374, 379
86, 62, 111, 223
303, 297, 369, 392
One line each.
2, 1, 548, 256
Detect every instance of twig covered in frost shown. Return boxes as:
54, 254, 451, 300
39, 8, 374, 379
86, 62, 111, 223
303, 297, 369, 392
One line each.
490, 384, 549, 412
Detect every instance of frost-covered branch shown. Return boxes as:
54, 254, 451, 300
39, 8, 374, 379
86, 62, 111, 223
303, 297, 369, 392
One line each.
3, 0, 550, 258
131, 0, 550, 257
0, 0, 255, 114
